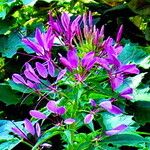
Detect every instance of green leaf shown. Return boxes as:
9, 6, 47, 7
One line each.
0, 84, 20, 105
77, 142, 90, 150
119, 43, 150, 69
129, 73, 147, 89
89, 93, 110, 99
8, 80, 32, 93
64, 130, 72, 144
0, 120, 22, 149
128, 0, 150, 16
0, 32, 33, 58
0, 138, 21, 150
0, 4, 7, 19
32, 127, 61, 150
101, 134, 147, 147
0, 20, 12, 34
100, 112, 137, 131
130, 101, 150, 124
22, 0, 37, 5
133, 88, 150, 102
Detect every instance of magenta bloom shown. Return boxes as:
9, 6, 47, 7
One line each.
49, 12, 81, 46
12, 119, 41, 140
99, 101, 123, 115
22, 28, 54, 60
116, 25, 123, 43
29, 110, 47, 119
46, 100, 66, 115
84, 114, 94, 124
106, 55, 139, 90
60, 49, 96, 82
105, 124, 127, 136
64, 118, 75, 125
120, 88, 133, 100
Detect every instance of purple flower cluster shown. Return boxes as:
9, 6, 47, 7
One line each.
11, 11, 140, 141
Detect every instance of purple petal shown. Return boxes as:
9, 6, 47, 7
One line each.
22, 38, 44, 55
111, 105, 123, 114
120, 88, 133, 100
114, 45, 123, 55
110, 74, 124, 90
36, 62, 48, 78
35, 123, 41, 137
67, 49, 78, 69
96, 57, 110, 70
24, 70, 40, 83
99, 25, 104, 37
64, 118, 75, 124
26, 80, 37, 89
46, 100, 57, 113
84, 114, 94, 124
120, 64, 139, 75
71, 15, 81, 33
86, 58, 96, 71
24, 63, 40, 83
99, 101, 122, 115
29, 110, 47, 119
109, 55, 121, 67
12, 127, 27, 140
99, 101, 112, 110
56, 107, 66, 115
61, 12, 70, 31
47, 61, 55, 77
105, 124, 127, 136
12, 74, 26, 84
81, 51, 95, 67
35, 28, 44, 48
60, 57, 72, 71
56, 69, 66, 81
24, 119, 35, 136
88, 11, 93, 27
90, 99, 97, 107
116, 25, 123, 43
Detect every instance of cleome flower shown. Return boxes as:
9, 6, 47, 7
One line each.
60, 49, 96, 81
22, 28, 54, 61
12, 62, 66, 90
29, 100, 75, 125
84, 99, 123, 124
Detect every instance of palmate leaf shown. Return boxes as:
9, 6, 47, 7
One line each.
133, 88, 150, 102
100, 112, 137, 131
119, 43, 150, 69
0, 32, 33, 58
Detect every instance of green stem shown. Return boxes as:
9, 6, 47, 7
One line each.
21, 140, 33, 148
135, 131, 150, 135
